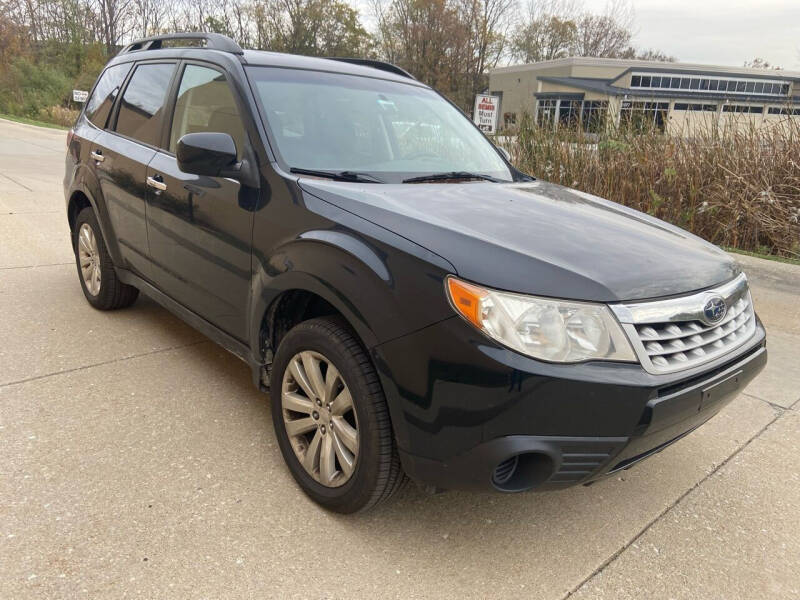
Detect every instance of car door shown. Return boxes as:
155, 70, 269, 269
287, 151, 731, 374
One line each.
94, 61, 177, 279
145, 62, 257, 341
74, 62, 131, 240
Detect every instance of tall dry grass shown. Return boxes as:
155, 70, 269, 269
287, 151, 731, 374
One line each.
506, 114, 800, 258
37, 105, 80, 127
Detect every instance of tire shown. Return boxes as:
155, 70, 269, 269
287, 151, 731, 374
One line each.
270, 316, 406, 513
72, 207, 138, 310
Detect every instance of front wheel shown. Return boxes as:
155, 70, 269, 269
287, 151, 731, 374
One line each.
270, 317, 405, 513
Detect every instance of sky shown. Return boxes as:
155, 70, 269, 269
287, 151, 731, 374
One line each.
621, 0, 800, 70
356, 0, 800, 71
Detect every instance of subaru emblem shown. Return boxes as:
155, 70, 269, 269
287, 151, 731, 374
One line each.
702, 295, 727, 325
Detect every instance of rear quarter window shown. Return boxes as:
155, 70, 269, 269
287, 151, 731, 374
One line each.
114, 63, 175, 147
85, 63, 132, 129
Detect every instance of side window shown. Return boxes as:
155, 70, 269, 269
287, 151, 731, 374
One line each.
169, 65, 247, 159
85, 63, 132, 128
115, 63, 175, 146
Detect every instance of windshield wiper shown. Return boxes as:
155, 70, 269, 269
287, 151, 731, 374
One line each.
290, 167, 384, 183
402, 171, 500, 183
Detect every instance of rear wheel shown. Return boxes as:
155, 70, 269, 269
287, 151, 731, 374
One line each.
270, 317, 405, 513
72, 207, 138, 310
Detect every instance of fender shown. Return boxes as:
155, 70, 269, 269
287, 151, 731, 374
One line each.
67, 164, 126, 268
248, 228, 457, 366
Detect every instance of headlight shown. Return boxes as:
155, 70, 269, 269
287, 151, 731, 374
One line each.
445, 276, 636, 363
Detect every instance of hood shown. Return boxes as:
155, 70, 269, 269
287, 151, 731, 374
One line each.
298, 179, 740, 302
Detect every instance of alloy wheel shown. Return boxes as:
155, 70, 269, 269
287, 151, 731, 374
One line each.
282, 351, 359, 487
77, 222, 101, 296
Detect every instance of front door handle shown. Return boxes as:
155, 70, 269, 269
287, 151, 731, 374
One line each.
146, 175, 167, 191
90, 150, 104, 162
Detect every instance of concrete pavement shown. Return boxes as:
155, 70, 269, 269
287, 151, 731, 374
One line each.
1, 117, 798, 599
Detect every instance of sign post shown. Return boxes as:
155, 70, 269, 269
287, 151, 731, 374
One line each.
473, 94, 500, 134
72, 90, 89, 103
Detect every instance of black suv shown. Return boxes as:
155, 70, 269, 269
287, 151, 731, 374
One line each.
65, 33, 767, 513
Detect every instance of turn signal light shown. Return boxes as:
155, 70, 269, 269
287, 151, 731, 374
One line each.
446, 277, 488, 329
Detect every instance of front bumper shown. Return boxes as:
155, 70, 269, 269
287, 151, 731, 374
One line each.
372, 316, 767, 492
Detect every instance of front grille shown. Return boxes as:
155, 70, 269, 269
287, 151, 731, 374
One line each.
611, 274, 756, 375
635, 293, 754, 371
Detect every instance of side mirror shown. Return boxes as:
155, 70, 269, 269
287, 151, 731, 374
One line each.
176, 132, 238, 177
497, 146, 511, 162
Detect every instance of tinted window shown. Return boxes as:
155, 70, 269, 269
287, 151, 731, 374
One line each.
169, 65, 247, 159
85, 63, 132, 128
115, 63, 175, 146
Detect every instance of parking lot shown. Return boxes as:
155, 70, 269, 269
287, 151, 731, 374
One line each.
1, 116, 798, 599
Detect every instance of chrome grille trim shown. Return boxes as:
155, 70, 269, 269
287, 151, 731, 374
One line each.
610, 274, 756, 374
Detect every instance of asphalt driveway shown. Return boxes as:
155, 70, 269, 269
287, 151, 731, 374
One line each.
1, 117, 798, 599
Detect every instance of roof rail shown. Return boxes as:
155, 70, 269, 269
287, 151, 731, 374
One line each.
119, 32, 244, 55
328, 58, 415, 80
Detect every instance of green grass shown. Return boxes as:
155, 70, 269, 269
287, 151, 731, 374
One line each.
724, 247, 800, 267
0, 113, 69, 130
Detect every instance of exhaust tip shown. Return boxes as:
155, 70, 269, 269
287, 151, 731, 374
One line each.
492, 455, 519, 486
491, 452, 555, 492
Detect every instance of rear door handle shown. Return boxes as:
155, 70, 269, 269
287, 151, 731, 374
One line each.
146, 176, 167, 191
90, 150, 104, 162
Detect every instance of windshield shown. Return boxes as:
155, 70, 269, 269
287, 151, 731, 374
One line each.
246, 66, 513, 183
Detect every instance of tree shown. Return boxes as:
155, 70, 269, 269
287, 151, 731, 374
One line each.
511, 0, 677, 63
744, 57, 782, 70
0, 15, 26, 72
131, 0, 168, 38
459, 0, 515, 101
251, 0, 372, 56
570, 0, 633, 58
95, 0, 134, 53
373, 0, 514, 109
629, 48, 677, 62
511, 14, 576, 62
373, 0, 472, 104
510, 0, 579, 62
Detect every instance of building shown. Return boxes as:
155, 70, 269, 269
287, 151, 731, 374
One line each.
488, 57, 800, 134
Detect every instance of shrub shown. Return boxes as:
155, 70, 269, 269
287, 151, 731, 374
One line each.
505, 114, 800, 258
0, 57, 71, 118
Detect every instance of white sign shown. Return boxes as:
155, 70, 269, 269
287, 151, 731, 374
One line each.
473, 94, 500, 134
72, 89, 89, 103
